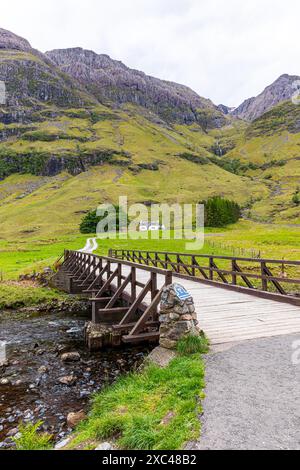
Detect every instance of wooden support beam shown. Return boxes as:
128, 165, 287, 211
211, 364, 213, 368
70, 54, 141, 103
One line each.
118, 280, 152, 325
97, 307, 129, 315
105, 273, 132, 309
112, 321, 159, 331
122, 332, 160, 344
127, 287, 163, 337
94, 267, 119, 298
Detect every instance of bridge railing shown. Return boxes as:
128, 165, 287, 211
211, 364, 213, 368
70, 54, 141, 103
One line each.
109, 249, 300, 301
57, 250, 173, 343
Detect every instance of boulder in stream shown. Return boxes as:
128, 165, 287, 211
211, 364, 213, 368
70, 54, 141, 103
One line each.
60, 352, 81, 363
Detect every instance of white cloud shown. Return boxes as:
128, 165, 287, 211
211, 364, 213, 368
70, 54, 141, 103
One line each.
1, 0, 299, 106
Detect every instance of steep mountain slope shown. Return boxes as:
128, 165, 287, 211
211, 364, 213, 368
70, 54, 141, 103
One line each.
0, 29, 96, 124
0, 27, 299, 239
46, 48, 226, 129
222, 99, 300, 223
233, 74, 300, 121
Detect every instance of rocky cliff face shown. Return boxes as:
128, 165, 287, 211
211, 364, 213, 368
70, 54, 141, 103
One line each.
0, 27, 226, 130
46, 48, 226, 129
0, 28, 31, 52
0, 28, 95, 124
233, 74, 300, 121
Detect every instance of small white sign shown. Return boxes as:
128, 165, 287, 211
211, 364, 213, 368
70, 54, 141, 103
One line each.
174, 284, 192, 301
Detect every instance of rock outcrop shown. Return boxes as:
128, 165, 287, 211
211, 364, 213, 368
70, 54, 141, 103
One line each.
233, 74, 300, 121
0, 28, 31, 52
0, 28, 94, 118
46, 47, 226, 129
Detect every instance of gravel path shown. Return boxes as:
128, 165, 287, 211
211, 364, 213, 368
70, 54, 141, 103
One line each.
188, 334, 300, 450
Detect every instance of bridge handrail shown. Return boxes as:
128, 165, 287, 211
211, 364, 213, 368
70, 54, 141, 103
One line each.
64, 250, 173, 277
109, 249, 300, 266
108, 249, 300, 298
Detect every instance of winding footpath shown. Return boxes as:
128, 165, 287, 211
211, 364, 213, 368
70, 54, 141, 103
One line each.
187, 334, 300, 450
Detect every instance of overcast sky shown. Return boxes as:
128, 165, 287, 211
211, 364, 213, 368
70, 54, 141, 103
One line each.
1, 0, 299, 106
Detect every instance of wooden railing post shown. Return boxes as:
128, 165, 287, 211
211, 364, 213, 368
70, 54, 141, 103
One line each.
261, 261, 268, 291
232, 260, 237, 285
131, 267, 136, 303
209, 257, 214, 280
117, 263, 122, 288
177, 255, 181, 273
151, 272, 158, 301
191, 255, 196, 277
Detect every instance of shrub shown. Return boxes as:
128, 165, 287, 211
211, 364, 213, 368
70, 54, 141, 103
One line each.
202, 196, 241, 227
80, 205, 127, 234
292, 188, 300, 206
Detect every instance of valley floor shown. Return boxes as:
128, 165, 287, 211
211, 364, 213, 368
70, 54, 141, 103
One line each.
0, 221, 299, 282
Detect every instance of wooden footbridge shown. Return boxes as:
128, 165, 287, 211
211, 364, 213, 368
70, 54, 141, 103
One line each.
52, 249, 300, 345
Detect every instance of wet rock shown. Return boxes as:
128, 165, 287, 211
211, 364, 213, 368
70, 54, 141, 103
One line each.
95, 442, 114, 451
0, 378, 10, 385
6, 427, 19, 437
14, 380, 23, 386
61, 352, 81, 363
67, 410, 86, 428
36, 349, 46, 356
55, 437, 71, 450
66, 327, 82, 335
38, 366, 48, 374
58, 375, 77, 386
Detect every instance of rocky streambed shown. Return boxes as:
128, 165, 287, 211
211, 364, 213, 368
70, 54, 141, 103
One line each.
0, 309, 148, 450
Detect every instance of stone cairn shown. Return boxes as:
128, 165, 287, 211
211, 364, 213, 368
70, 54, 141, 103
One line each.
159, 283, 200, 350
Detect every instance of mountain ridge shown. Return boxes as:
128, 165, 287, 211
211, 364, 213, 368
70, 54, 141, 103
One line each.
233, 74, 300, 121
46, 47, 226, 129
0, 27, 299, 232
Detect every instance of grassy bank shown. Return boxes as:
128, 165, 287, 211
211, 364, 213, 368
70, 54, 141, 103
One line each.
0, 281, 67, 310
14, 336, 208, 451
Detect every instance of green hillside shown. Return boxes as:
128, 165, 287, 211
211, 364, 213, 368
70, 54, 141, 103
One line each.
0, 28, 299, 280
0, 102, 269, 239
222, 101, 300, 223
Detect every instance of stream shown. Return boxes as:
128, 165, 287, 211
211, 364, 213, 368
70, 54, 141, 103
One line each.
0, 310, 149, 450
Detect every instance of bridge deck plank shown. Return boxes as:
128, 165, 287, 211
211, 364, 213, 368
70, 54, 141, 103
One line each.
108, 262, 300, 344
65, 257, 300, 345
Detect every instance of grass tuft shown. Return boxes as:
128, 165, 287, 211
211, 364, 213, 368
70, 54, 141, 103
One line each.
177, 334, 210, 355
13, 422, 52, 451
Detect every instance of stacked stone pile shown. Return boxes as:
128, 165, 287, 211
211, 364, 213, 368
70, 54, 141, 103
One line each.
159, 283, 200, 350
